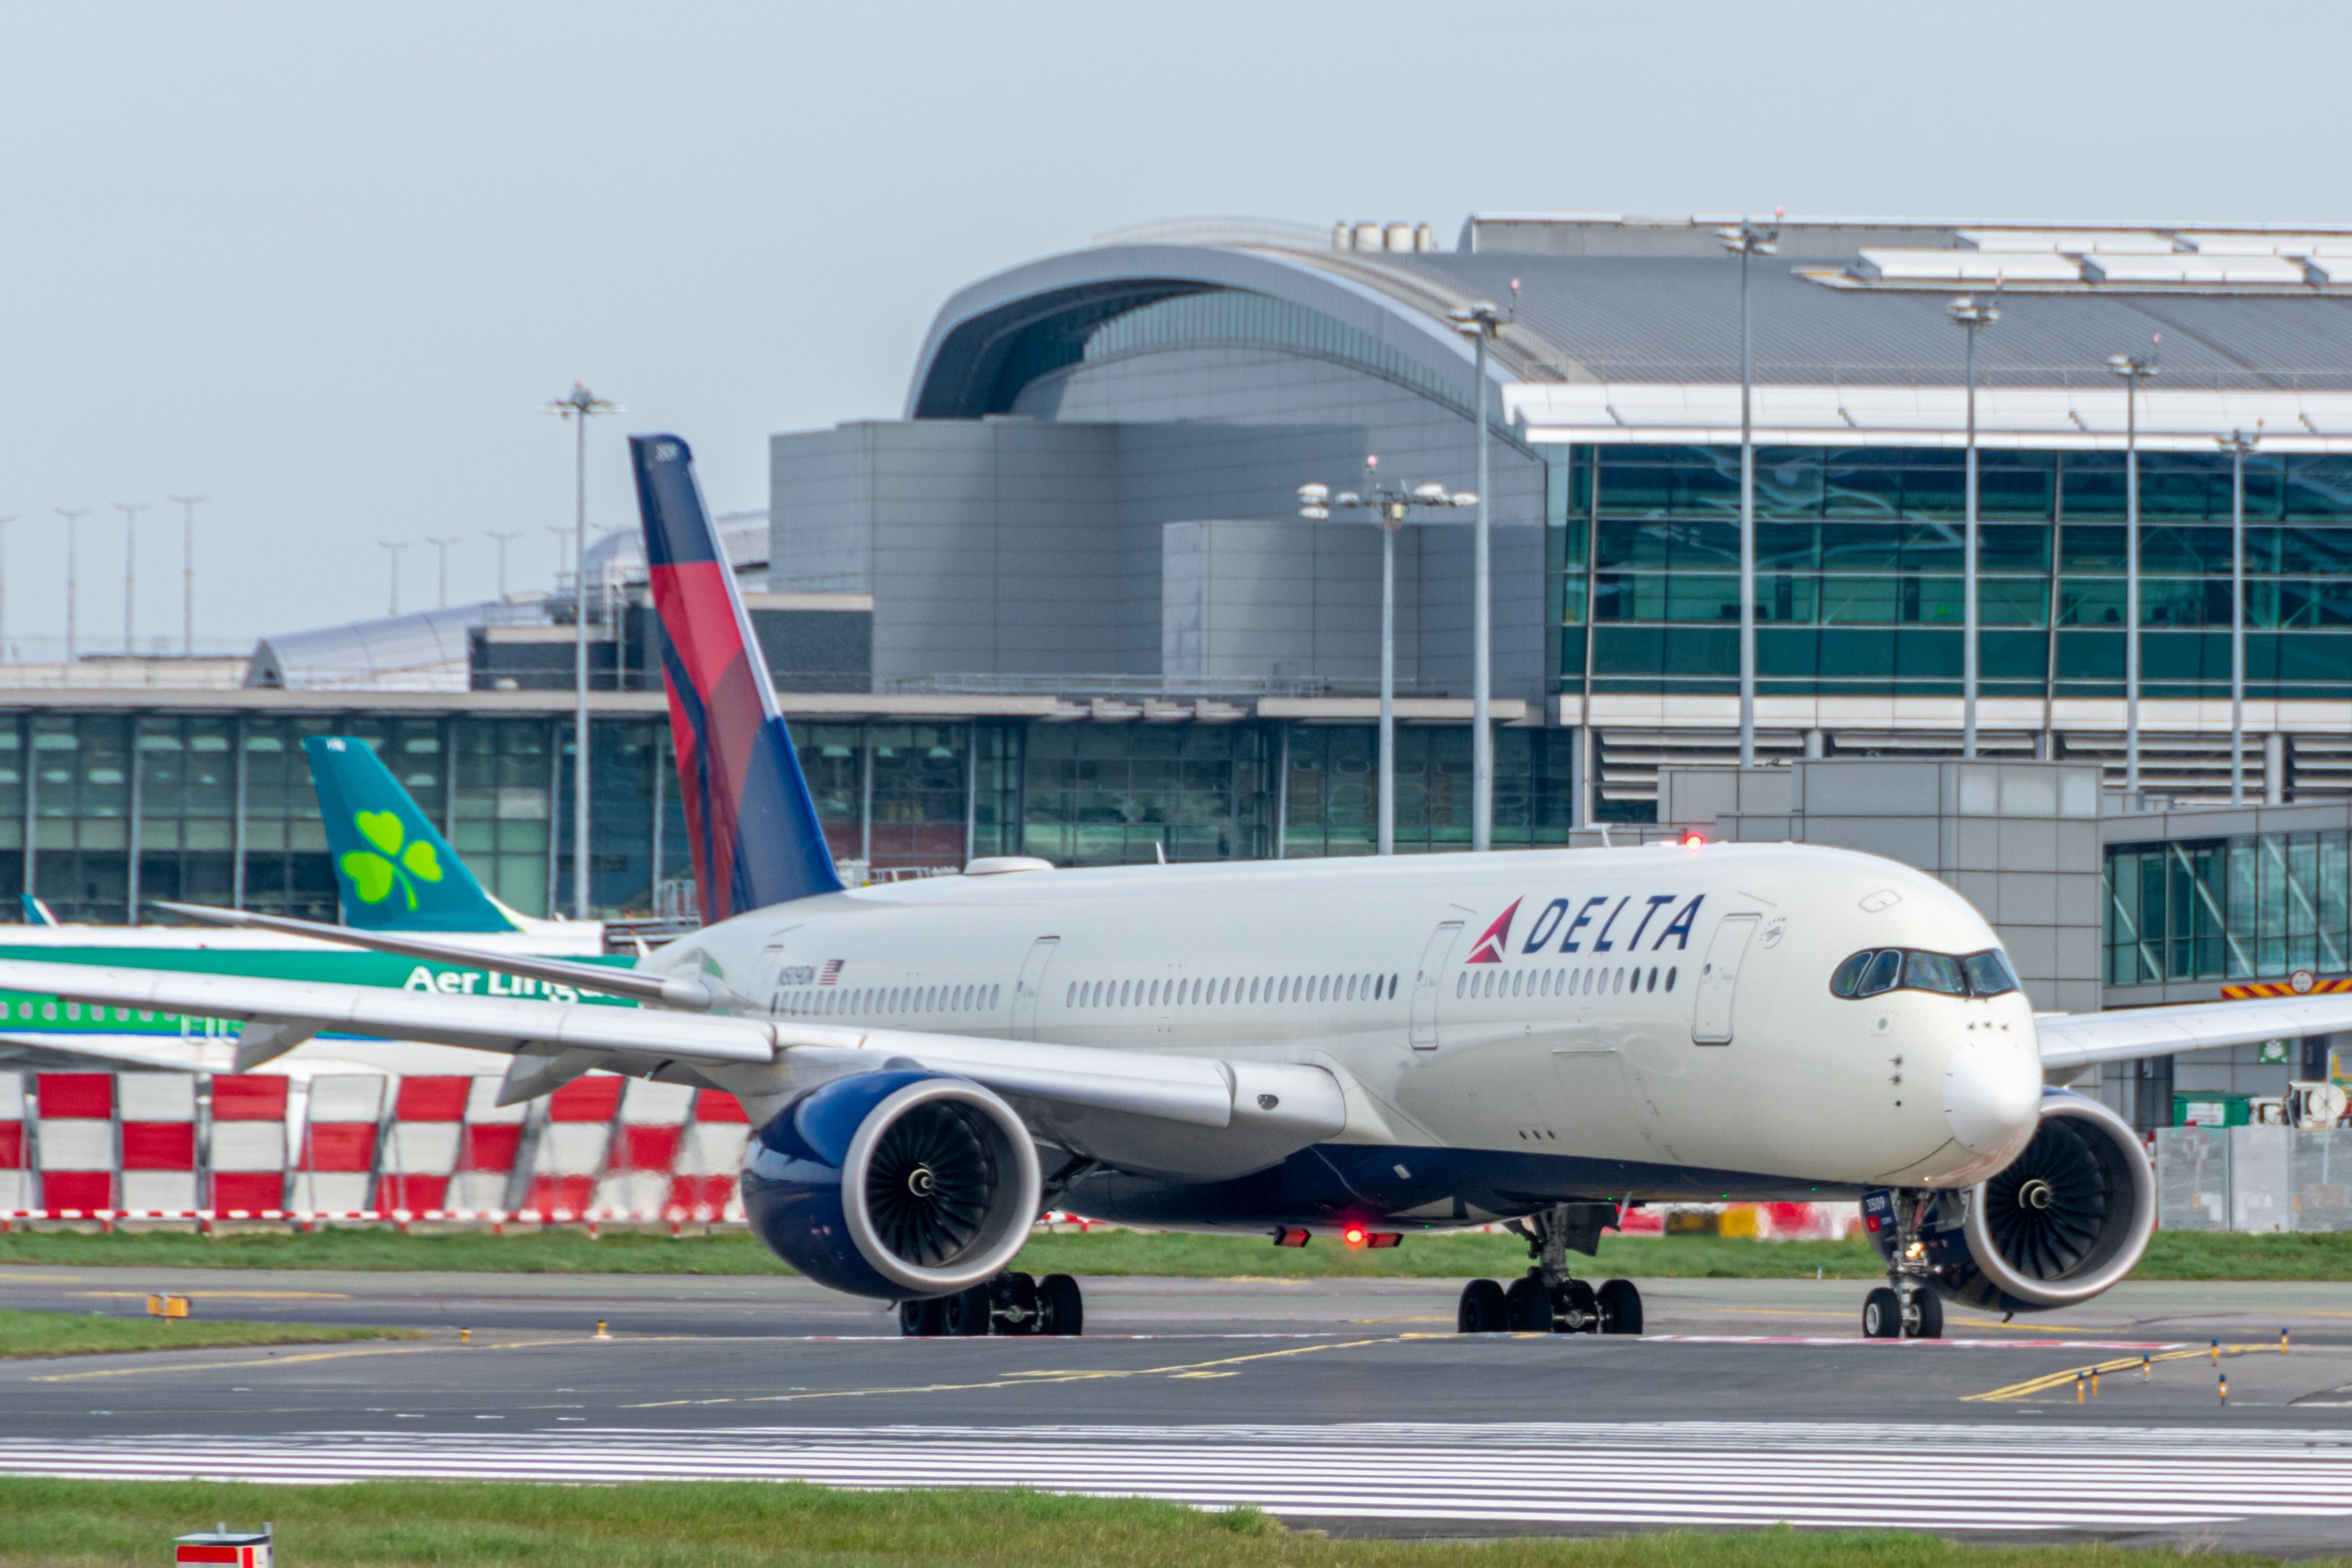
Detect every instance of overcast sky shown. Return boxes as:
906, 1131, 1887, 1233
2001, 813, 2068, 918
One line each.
3, 2, 2344, 654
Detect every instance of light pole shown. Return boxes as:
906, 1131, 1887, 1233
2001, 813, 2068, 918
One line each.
545, 382, 618, 921
1445, 299, 1509, 850
168, 495, 205, 656
2220, 428, 2259, 806
1948, 296, 1999, 758
2107, 348, 2159, 797
54, 508, 88, 662
426, 536, 460, 609
1299, 461, 1477, 854
112, 502, 150, 655
1719, 215, 1779, 769
487, 531, 521, 597
379, 540, 408, 616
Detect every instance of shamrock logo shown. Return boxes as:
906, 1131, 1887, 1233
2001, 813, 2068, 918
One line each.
341, 809, 444, 910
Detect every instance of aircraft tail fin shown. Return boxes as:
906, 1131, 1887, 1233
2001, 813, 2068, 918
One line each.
304, 736, 518, 932
630, 433, 844, 922
19, 895, 56, 927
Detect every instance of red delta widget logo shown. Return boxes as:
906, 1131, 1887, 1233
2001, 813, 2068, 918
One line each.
1465, 892, 1705, 963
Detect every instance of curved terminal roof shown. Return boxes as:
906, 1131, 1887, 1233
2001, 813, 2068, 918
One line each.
247, 602, 497, 692
907, 218, 2352, 430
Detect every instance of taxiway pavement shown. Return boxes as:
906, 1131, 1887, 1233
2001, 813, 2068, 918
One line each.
3, 1265, 2350, 1552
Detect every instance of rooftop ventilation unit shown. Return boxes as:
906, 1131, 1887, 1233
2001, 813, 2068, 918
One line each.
1332, 220, 1436, 253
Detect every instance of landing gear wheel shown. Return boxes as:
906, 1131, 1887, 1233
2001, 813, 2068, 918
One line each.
898, 1297, 945, 1337
1457, 1278, 1506, 1333
1559, 1278, 1600, 1333
996, 1272, 1040, 1336
1036, 1273, 1084, 1336
1904, 1288, 1943, 1340
1862, 1286, 1903, 1339
944, 1281, 994, 1336
1505, 1276, 1553, 1332
1595, 1278, 1644, 1336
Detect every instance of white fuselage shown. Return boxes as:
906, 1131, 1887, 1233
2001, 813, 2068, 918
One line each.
653, 842, 2045, 1207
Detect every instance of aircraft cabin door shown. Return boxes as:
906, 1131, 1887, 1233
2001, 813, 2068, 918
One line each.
1011, 937, 1060, 1041
1690, 914, 1758, 1046
1410, 921, 1461, 1050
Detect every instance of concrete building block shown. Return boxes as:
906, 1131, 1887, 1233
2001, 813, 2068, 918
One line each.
2056, 874, 2102, 930
1954, 818, 2001, 871
1952, 870, 2000, 917
2056, 825, 2103, 874
1997, 818, 2059, 868
1998, 872, 2057, 926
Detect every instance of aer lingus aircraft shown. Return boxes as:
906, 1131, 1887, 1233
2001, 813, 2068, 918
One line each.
4, 432, 2345, 1341
0, 734, 621, 1078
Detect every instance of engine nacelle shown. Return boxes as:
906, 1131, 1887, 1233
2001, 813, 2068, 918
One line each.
740, 1069, 1041, 1301
1868, 1089, 2155, 1315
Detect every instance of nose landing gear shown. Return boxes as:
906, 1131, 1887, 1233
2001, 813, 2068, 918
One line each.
1862, 1188, 1945, 1339
1457, 1203, 1643, 1336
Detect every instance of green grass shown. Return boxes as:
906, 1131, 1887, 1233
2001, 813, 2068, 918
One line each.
0, 1306, 415, 1359
2, 1225, 2349, 1281
0, 1478, 2333, 1568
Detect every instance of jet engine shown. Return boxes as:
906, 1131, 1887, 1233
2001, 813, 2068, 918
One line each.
1873, 1090, 2156, 1315
741, 1069, 1041, 1301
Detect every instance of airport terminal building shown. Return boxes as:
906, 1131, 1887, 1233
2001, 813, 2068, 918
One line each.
10, 211, 2352, 1118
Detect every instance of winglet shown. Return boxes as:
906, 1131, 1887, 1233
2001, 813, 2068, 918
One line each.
631, 434, 845, 921
303, 736, 518, 933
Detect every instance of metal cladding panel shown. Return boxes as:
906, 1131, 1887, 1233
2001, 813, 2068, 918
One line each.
210, 1121, 286, 1173
33, 1121, 111, 1171
117, 1073, 195, 1121
306, 1076, 386, 1124
120, 1171, 198, 1211
619, 1080, 695, 1125
211, 1076, 289, 1121
381, 1121, 462, 1174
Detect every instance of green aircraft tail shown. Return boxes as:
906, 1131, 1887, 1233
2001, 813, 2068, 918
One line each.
304, 736, 519, 933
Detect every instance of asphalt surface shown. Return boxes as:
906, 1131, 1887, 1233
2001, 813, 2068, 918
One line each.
3, 1265, 2351, 1552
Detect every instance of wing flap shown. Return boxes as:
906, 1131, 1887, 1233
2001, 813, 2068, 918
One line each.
2037, 993, 2352, 1071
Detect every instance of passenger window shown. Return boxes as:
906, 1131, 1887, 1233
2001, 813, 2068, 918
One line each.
1455, 973, 1466, 998
1665, 967, 1677, 991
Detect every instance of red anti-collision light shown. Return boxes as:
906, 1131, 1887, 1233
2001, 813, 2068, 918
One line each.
1343, 1225, 1367, 1247
1682, 832, 1705, 847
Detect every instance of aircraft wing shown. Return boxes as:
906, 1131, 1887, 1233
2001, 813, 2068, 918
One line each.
2037, 993, 2352, 1073
0, 959, 1345, 1174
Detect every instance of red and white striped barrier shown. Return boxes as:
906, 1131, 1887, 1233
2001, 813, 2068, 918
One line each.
449, 1077, 527, 1217
0, 1073, 26, 1215
518, 1076, 621, 1221
119, 1073, 199, 1215
289, 1076, 384, 1217
596, 1080, 695, 1221
34, 1072, 115, 1215
670, 1089, 750, 1223
209, 1075, 289, 1216
377, 1076, 469, 1217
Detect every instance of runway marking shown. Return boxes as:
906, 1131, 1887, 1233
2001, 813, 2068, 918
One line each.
1344, 1316, 1452, 1324
626, 1337, 1390, 1410
1966, 1342, 2281, 1403
19, 1332, 647, 1384
29, 1345, 439, 1382
77, 1291, 351, 1300
3, 1421, 2350, 1532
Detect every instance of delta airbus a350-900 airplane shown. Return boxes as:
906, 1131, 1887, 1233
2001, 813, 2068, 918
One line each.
3, 434, 2346, 1340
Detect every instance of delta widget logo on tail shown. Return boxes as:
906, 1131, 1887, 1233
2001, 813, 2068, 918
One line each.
1467, 891, 1707, 962
340, 810, 444, 910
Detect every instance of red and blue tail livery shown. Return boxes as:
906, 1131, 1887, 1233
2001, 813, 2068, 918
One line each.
631, 434, 845, 919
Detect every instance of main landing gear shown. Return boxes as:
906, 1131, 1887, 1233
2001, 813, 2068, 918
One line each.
899, 1272, 1084, 1337
1862, 1188, 1944, 1340
1456, 1203, 1641, 1336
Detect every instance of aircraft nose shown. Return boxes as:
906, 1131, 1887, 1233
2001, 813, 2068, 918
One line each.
1942, 1032, 2041, 1159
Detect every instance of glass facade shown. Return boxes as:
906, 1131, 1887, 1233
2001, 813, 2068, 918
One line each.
2105, 831, 2352, 985
0, 711, 1571, 923
1553, 446, 2352, 702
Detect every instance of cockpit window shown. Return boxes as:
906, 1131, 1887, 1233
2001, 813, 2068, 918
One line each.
1903, 951, 1966, 995
1831, 947, 2016, 999
1961, 949, 2019, 997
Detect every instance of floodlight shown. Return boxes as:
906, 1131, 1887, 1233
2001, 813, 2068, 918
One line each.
1334, 491, 1360, 508
1299, 504, 1330, 521
1450, 491, 1478, 508
1411, 483, 1446, 501
1297, 483, 1329, 505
